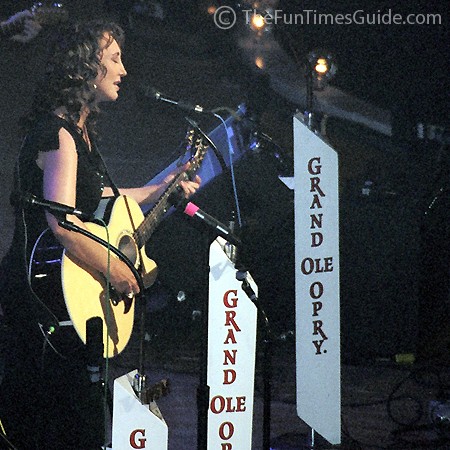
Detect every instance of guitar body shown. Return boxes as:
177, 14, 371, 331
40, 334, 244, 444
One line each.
30, 195, 157, 358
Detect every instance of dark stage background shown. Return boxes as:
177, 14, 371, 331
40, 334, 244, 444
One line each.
0, 0, 448, 363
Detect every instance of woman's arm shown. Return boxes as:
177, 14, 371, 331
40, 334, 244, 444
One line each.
102, 164, 201, 205
40, 127, 140, 295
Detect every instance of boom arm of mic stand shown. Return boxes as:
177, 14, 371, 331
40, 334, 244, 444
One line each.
0, 429, 19, 450
236, 268, 273, 450
58, 220, 147, 379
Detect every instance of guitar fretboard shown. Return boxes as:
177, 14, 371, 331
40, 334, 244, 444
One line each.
133, 133, 207, 248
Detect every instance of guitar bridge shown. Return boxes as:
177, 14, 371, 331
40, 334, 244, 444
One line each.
102, 286, 133, 314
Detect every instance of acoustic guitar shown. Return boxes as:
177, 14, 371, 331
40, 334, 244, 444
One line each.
29, 127, 209, 357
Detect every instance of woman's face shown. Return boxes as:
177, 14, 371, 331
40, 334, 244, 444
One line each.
94, 34, 127, 103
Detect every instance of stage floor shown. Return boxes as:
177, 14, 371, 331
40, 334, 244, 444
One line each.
108, 329, 450, 449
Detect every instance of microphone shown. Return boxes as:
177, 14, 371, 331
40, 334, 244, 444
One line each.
140, 85, 209, 114
179, 200, 241, 247
11, 192, 93, 221
86, 316, 103, 384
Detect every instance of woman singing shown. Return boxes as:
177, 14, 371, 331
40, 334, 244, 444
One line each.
0, 19, 200, 449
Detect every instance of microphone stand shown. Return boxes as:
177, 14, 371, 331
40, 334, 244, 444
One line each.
304, 61, 318, 133
58, 218, 149, 446
235, 267, 273, 450
193, 227, 273, 450
196, 229, 215, 450
0, 430, 18, 450
17, 199, 148, 446
181, 217, 241, 449
59, 220, 146, 436
20, 195, 148, 367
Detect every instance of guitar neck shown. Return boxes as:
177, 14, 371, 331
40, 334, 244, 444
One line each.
133, 171, 189, 248
133, 127, 208, 249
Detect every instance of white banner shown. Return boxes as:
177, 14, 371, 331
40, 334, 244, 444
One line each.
111, 370, 168, 450
294, 115, 341, 444
207, 239, 258, 449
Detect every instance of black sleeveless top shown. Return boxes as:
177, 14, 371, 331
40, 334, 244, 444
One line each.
0, 114, 109, 326
15, 114, 107, 244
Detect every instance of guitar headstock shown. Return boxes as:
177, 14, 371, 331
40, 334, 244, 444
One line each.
184, 117, 218, 174
184, 129, 206, 174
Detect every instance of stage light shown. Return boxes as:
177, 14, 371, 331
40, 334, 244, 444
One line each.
307, 49, 337, 90
244, 4, 275, 33
206, 4, 217, 15
255, 55, 265, 69
314, 58, 328, 74
250, 13, 266, 31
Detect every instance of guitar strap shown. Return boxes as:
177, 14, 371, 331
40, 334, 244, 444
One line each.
93, 142, 121, 198
64, 117, 122, 200
61, 117, 121, 200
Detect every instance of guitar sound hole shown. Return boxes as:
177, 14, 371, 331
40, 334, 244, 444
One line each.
117, 235, 137, 266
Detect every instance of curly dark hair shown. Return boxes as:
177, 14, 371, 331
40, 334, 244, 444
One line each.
22, 20, 125, 133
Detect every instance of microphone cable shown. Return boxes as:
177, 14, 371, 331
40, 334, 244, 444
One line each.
212, 112, 243, 229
